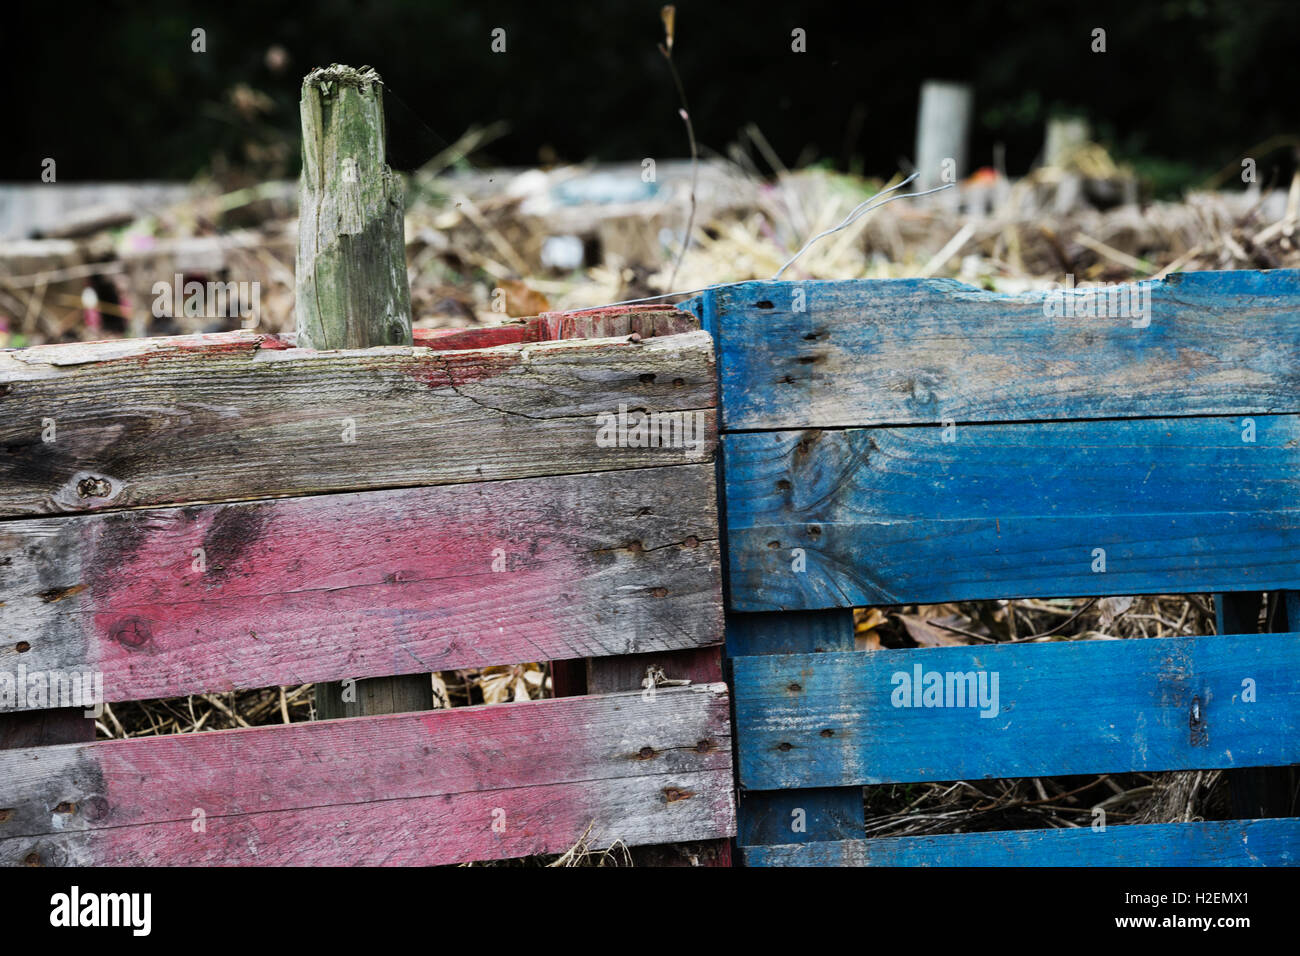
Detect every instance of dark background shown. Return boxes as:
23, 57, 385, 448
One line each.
6, 0, 1298, 193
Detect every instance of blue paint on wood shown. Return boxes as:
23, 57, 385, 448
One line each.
723, 416, 1300, 610
725, 609, 864, 847
733, 633, 1300, 789
743, 817, 1300, 866
727, 610, 857, 657
1215, 592, 1264, 635
704, 269, 1300, 432
712, 268, 1300, 865
736, 788, 863, 847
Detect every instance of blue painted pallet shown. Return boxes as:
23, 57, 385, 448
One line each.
695, 269, 1300, 866
723, 415, 1300, 610
743, 818, 1300, 866
698, 269, 1300, 432
734, 633, 1300, 789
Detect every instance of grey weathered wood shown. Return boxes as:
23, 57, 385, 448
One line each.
300, 64, 432, 716
295, 65, 412, 351
0, 709, 95, 749
0, 330, 716, 517
585, 647, 731, 866
0, 465, 722, 708
0, 701, 95, 793
313, 675, 433, 721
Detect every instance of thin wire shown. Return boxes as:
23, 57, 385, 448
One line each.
772, 171, 919, 276
590, 174, 958, 308
773, 176, 956, 278
378, 89, 959, 310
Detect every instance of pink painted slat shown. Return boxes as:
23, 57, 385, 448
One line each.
4, 465, 723, 705
13, 773, 737, 866
0, 684, 736, 866
412, 323, 539, 349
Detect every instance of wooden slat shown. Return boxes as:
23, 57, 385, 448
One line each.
743, 818, 1300, 866
538, 305, 699, 341
723, 416, 1300, 610
585, 644, 732, 867
0, 684, 735, 866
0, 465, 722, 708
728, 611, 863, 848
703, 269, 1300, 431
412, 304, 698, 350
0, 709, 95, 749
0, 329, 715, 516
734, 634, 1300, 790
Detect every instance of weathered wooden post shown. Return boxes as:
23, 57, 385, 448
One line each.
296, 64, 413, 350
296, 64, 431, 718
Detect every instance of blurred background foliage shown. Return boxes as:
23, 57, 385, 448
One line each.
6, 0, 1298, 195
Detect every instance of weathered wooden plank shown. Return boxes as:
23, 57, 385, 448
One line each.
585, 644, 730, 867
0, 329, 716, 517
743, 818, 1300, 866
585, 649, 724, 694
0, 465, 722, 708
724, 416, 1300, 609
0, 684, 736, 866
313, 673, 433, 721
734, 634, 1300, 790
408, 310, 702, 720
728, 611, 863, 848
0, 709, 95, 750
415, 323, 535, 349
410, 305, 698, 351
538, 305, 699, 341
704, 269, 1300, 431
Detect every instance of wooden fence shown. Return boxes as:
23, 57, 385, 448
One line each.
0, 306, 736, 865
4, 268, 1299, 866
690, 268, 1300, 866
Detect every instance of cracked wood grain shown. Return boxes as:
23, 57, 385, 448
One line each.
0, 330, 716, 518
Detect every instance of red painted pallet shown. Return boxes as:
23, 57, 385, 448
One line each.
0, 306, 735, 866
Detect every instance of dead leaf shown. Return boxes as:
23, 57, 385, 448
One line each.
855, 630, 883, 651
431, 671, 450, 709
854, 607, 885, 650
497, 278, 550, 317
855, 607, 885, 631
895, 613, 968, 647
